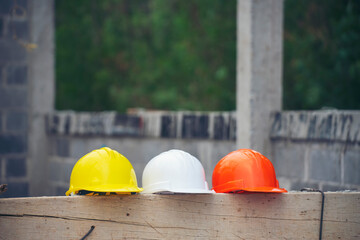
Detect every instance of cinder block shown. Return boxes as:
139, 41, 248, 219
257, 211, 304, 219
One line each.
182, 115, 196, 138
270, 111, 288, 139
272, 144, 305, 179
0, 111, 2, 132
0, 88, 28, 108
182, 115, 209, 139
0, 134, 27, 154
46, 114, 60, 134
114, 114, 139, 127
0, 39, 27, 62
0, 0, 27, 15
161, 115, 177, 138
0, 66, 3, 85
56, 138, 69, 157
0, 158, 2, 179
113, 114, 142, 136
0, 181, 28, 198
214, 115, 230, 140
16, 0, 28, 11
198, 115, 209, 138
0, 18, 3, 37
49, 161, 74, 183
0, 0, 12, 14
49, 161, 61, 182
269, 111, 360, 143
69, 139, 87, 159
6, 157, 26, 177
229, 114, 236, 141
344, 150, 360, 185
5, 111, 27, 131
63, 162, 74, 183
6, 65, 27, 85
309, 149, 341, 182
8, 20, 29, 41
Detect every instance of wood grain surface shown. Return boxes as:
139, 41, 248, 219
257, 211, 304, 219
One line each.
0, 192, 359, 239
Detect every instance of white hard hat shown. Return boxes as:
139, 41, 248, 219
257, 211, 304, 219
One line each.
142, 149, 213, 194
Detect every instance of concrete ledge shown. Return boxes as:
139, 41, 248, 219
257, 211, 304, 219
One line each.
0, 192, 359, 239
270, 110, 360, 143
46, 111, 237, 140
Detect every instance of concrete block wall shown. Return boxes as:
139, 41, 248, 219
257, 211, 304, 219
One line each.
0, 0, 30, 198
0, 0, 54, 198
270, 110, 360, 191
46, 111, 237, 195
46, 110, 360, 196
46, 110, 237, 140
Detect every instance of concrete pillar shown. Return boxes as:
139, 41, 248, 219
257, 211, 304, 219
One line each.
28, 0, 55, 196
236, 0, 283, 155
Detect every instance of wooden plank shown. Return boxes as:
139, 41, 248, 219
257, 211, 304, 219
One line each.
0, 192, 359, 239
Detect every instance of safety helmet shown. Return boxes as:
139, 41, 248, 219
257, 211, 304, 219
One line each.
66, 147, 143, 196
212, 149, 287, 193
142, 149, 213, 194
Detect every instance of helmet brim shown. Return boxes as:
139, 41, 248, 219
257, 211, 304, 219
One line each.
66, 186, 143, 196
239, 186, 287, 193
142, 188, 214, 194
212, 179, 287, 193
213, 186, 287, 193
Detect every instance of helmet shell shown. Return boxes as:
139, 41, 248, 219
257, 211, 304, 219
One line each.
212, 149, 287, 193
66, 147, 143, 195
142, 149, 213, 193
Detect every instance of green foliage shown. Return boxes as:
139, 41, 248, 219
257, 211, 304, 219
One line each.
284, 0, 360, 110
56, 0, 360, 111
55, 0, 236, 112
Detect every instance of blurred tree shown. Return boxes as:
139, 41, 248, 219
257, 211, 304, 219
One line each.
284, 0, 360, 110
56, 0, 360, 112
55, 0, 236, 112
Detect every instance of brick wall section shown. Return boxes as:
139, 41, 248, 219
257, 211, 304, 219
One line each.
270, 110, 360, 191
0, 0, 30, 198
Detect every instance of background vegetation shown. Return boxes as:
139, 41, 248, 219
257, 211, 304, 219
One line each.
55, 0, 360, 112
284, 0, 360, 109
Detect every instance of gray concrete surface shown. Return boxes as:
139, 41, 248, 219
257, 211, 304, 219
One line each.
27, 0, 55, 196
236, 0, 283, 156
46, 110, 360, 195
0, 0, 31, 198
270, 111, 360, 191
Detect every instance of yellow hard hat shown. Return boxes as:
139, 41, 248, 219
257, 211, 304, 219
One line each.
66, 147, 143, 196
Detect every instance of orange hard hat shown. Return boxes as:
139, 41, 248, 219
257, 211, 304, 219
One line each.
212, 149, 287, 193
